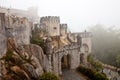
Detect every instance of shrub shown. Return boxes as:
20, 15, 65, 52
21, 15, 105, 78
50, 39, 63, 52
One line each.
3, 50, 13, 62
39, 72, 60, 80
77, 66, 109, 80
30, 38, 46, 53
93, 72, 108, 80
87, 54, 103, 72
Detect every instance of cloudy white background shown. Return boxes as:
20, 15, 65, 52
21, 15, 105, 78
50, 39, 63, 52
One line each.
1, 0, 120, 32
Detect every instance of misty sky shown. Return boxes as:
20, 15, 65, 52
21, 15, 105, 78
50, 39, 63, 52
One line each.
1, 0, 120, 32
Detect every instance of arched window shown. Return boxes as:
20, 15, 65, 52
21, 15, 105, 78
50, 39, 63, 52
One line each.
81, 44, 89, 53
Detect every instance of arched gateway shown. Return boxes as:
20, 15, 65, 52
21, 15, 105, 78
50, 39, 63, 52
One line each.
50, 43, 81, 75
45, 32, 92, 76
61, 54, 71, 69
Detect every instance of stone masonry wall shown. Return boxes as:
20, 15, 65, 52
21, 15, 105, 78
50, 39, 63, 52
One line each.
48, 43, 80, 75
7, 16, 31, 45
0, 13, 6, 55
0, 13, 31, 54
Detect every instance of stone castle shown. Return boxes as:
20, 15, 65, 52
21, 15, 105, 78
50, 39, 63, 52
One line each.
36, 16, 92, 75
0, 7, 92, 78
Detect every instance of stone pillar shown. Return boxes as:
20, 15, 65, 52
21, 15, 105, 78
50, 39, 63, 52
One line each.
52, 54, 59, 75
75, 50, 80, 68
47, 55, 52, 72
58, 53, 62, 75
70, 49, 80, 69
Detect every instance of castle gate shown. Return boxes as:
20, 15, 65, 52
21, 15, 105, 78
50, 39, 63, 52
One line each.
61, 54, 71, 69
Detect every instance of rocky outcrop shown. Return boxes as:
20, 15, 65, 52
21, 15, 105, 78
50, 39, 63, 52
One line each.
1, 38, 46, 80
0, 13, 49, 80
7, 15, 31, 45
23, 44, 46, 71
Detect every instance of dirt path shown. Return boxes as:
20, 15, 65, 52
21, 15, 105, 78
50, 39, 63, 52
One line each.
62, 69, 89, 80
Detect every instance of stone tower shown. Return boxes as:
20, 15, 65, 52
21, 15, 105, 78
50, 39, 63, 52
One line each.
40, 16, 60, 36
60, 24, 67, 36
79, 31, 92, 54
79, 31, 92, 64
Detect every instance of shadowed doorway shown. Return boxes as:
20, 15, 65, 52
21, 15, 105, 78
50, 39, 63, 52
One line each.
61, 54, 71, 70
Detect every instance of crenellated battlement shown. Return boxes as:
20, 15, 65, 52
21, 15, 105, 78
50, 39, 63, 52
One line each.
60, 24, 67, 30
40, 16, 60, 23
40, 16, 61, 36
78, 32, 92, 38
71, 31, 92, 38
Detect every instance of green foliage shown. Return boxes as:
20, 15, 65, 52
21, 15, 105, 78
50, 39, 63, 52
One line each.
39, 72, 60, 80
21, 55, 33, 64
87, 54, 103, 72
3, 50, 13, 62
30, 38, 46, 54
31, 38, 45, 48
31, 26, 47, 53
116, 55, 120, 66
88, 24, 120, 67
32, 26, 48, 39
77, 65, 109, 80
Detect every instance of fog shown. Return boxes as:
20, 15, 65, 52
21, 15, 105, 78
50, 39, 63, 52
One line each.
89, 24, 120, 67
1, 0, 120, 32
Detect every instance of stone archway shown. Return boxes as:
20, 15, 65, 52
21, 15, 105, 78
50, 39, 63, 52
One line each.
81, 44, 89, 53
61, 54, 71, 70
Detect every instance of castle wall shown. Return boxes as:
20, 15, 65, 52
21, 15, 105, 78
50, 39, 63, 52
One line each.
7, 16, 31, 45
0, 12, 31, 55
79, 32, 92, 64
70, 32, 92, 54
81, 37, 92, 53
47, 43, 80, 75
80, 32, 92, 53
66, 32, 92, 65
0, 13, 7, 55
0, 7, 39, 22
52, 54, 59, 75
70, 49, 80, 69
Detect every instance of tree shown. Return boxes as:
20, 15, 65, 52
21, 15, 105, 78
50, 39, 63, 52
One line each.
88, 24, 120, 67
31, 26, 48, 54
87, 54, 103, 72
116, 55, 120, 67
